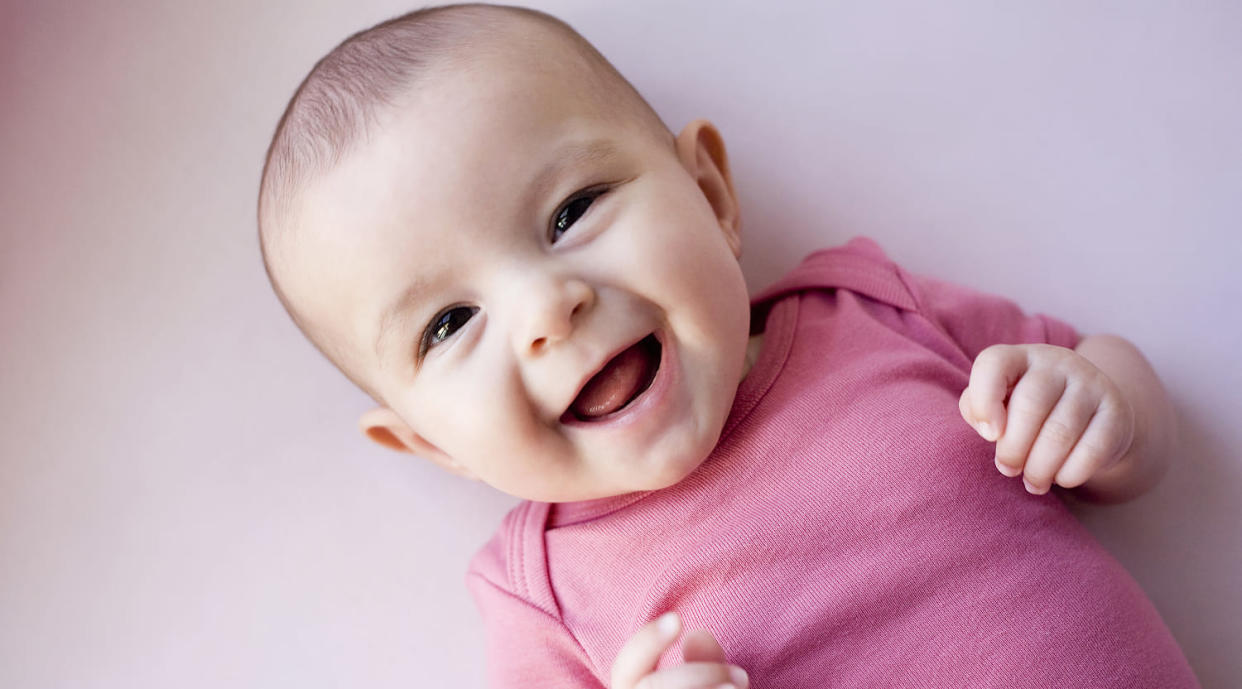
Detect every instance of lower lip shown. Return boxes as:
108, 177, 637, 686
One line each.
560, 330, 677, 431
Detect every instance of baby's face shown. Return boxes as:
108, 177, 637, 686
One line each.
287, 44, 751, 502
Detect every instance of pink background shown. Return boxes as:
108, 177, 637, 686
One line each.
2, 1, 1238, 686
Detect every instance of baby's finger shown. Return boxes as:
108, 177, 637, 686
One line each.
993, 370, 1066, 480
612, 613, 681, 689
682, 628, 727, 664
636, 662, 749, 689
1018, 383, 1097, 494
1053, 394, 1134, 488
964, 345, 1029, 441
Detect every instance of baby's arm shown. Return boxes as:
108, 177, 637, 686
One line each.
958, 334, 1177, 503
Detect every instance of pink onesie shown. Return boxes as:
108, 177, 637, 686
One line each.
466, 237, 1199, 687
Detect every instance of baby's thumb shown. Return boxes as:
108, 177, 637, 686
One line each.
681, 628, 727, 663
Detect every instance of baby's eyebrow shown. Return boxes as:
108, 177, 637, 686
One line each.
374, 276, 433, 360
525, 138, 621, 204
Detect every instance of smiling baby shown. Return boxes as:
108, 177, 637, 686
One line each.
257, 4, 1199, 687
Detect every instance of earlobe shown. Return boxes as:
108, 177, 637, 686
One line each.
358, 407, 416, 452
357, 407, 479, 481
675, 118, 742, 257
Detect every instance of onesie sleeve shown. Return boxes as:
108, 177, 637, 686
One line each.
896, 265, 1081, 364
466, 503, 604, 688
466, 574, 603, 688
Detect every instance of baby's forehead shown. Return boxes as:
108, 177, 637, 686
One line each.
338, 53, 660, 214
409, 12, 664, 138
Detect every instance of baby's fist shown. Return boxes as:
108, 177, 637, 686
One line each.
959, 343, 1136, 494
610, 613, 749, 689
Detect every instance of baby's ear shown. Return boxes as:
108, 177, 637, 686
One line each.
674, 118, 741, 257
357, 407, 478, 480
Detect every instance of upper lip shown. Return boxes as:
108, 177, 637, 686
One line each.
560, 331, 655, 419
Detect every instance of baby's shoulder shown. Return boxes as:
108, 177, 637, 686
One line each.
753, 235, 918, 314
465, 501, 553, 601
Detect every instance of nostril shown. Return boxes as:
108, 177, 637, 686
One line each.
531, 336, 547, 351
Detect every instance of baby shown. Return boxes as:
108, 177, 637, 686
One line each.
257, 4, 1199, 687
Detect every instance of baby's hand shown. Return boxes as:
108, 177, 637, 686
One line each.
610, 612, 749, 689
958, 344, 1136, 495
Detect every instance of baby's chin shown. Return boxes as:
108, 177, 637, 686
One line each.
497, 448, 709, 504
596, 433, 726, 500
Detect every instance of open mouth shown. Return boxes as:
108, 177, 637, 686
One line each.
562, 333, 662, 423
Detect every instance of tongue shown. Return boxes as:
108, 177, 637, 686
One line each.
571, 338, 658, 419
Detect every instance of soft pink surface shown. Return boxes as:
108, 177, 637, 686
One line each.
1, 1, 1238, 687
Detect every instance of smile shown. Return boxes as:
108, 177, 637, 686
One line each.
562, 333, 663, 424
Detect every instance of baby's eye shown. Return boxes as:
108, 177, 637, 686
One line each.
550, 186, 608, 243
420, 305, 477, 358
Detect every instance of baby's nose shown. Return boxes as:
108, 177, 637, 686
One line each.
520, 277, 594, 355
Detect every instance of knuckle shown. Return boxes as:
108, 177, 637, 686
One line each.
1013, 381, 1064, 412
1040, 417, 1078, 447
1071, 364, 1108, 389
975, 344, 1009, 368
1023, 343, 1054, 359
1033, 369, 1067, 392
1043, 343, 1072, 357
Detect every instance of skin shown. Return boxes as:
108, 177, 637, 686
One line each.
278, 21, 1177, 688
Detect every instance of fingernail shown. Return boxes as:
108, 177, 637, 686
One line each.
995, 457, 1020, 477
729, 667, 749, 687
714, 685, 736, 689
1023, 478, 1046, 495
656, 612, 679, 638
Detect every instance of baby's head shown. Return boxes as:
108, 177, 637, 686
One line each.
258, 3, 752, 502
